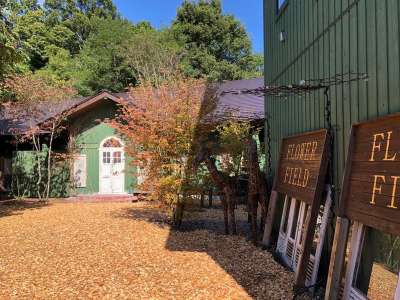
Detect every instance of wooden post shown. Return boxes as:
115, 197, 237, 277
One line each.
324, 217, 350, 300
262, 190, 278, 247
208, 189, 213, 208
200, 192, 205, 208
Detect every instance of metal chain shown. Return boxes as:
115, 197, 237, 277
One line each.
324, 87, 335, 207
265, 114, 273, 197
266, 114, 273, 183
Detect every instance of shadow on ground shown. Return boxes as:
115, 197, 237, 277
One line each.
115, 201, 295, 299
0, 200, 50, 218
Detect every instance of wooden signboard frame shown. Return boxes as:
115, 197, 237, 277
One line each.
326, 114, 400, 300
262, 129, 330, 289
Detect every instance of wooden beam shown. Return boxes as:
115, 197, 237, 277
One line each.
324, 217, 350, 300
262, 190, 278, 247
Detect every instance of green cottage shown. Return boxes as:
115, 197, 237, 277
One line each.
0, 91, 139, 198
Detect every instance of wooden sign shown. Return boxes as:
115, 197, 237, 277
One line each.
263, 129, 330, 290
339, 114, 400, 236
274, 129, 329, 204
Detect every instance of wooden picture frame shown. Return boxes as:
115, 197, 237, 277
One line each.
326, 113, 400, 300
262, 129, 330, 289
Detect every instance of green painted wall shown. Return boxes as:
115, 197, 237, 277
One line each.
70, 99, 137, 195
264, 0, 400, 198
264, 0, 400, 283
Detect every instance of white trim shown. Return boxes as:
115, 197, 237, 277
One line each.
343, 221, 365, 300
276, 187, 332, 289
310, 186, 332, 291
279, 195, 290, 234
344, 222, 400, 300
98, 136, 125, 195
395, 271, 400, 300
277, 195, 290, 263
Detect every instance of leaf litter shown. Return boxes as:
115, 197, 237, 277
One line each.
0, 200, 302, 299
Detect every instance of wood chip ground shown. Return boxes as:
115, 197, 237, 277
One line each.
0, 200, 299, 299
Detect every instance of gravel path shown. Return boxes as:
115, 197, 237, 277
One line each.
0, 201, 295, 299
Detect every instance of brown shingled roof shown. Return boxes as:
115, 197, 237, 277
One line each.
0, 79, 264, 136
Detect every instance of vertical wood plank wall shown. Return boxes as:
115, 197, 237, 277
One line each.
264, 0, 400, 196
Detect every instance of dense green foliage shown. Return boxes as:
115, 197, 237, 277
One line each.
1, 0, 263, 97
0, 0, 23, 80
173, 0, 263, 81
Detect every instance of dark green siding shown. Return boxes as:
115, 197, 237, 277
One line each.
70, 100, 137, 195
265, 0, 400, 194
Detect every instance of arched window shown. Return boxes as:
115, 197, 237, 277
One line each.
102, 138, 122, 148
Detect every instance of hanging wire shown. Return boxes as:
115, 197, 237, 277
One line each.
265, 113, 273, 182
221, 72, 368, 189
324, 87, 335, 193
220, 72, 368, 98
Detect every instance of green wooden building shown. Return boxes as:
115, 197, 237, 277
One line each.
264, 0, 400, 298
0, 91, 139, 198
0, 79, 264, 200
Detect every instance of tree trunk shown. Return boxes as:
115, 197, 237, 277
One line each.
173, 200, 185, 227
220, 194, 229, 234
259, 193, 267, 235
200, 192, 205, 208
247, 200, 252, 223
208, 189, 213, 208
201, 156, 237, 235
250, 194, 258, 244
45, 122, 56, 201
226, 190, 237, 235
32, 134, 43, 200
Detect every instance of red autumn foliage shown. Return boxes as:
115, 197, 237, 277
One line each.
111, 77, 208, 213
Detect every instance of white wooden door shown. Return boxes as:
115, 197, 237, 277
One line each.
99, 137, 125, 194
276, 187, 332, 287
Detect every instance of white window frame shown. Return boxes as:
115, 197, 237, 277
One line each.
276, 186, 332, 288
73, 154, 87, 188
343, 221, 400, 300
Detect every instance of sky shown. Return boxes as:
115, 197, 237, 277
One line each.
37, 0, 264, 53
113, 0, 264, 53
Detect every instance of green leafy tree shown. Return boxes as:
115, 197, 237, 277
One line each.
121, 26, 183, 85
43, 0, 118, 54
70, 17, 137, 95
12, 8, 49, 70
173, 0, 262, 81
0, 0, 26, 81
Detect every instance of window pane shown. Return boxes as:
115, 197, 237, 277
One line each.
113, 152, 121, 163
281, 198, 290, 234
278, 0, 286, 9
103, 138, 122, 148
103, 152, 111, 164
311, 205, 325, 255
354, 227, 400, 299
298, 204, 309, 245
290, 200, 301, 239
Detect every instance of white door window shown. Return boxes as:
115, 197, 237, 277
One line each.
99, 137, 125, 194
345, 223, 400, 300
276, 187, 332, 287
